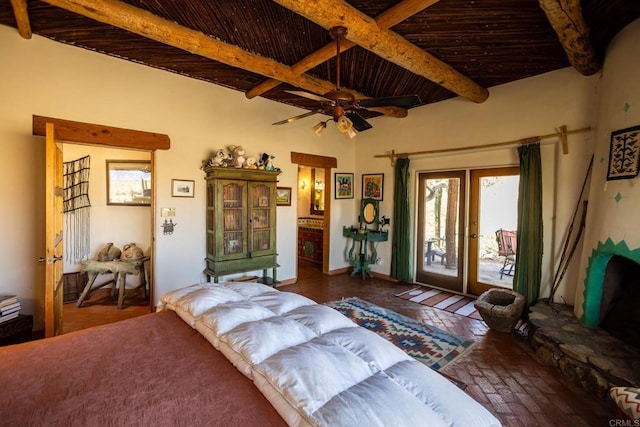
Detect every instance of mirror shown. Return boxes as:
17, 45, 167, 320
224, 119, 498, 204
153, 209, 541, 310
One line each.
360, 198, 379, 225
310, 168, 325, 215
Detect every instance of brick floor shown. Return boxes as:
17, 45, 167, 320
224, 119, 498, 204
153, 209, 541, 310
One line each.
63, 261, 618, 426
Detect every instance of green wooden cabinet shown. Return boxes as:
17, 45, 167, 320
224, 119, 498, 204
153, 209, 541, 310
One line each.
204, 167, 280, 283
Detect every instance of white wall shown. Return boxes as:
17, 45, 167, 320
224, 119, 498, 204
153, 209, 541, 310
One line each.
575, 18, 640, 317
353, 67, 599, 303
0, 25, 355, 330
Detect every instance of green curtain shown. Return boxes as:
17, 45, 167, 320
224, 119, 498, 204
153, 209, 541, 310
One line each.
514, 143, 543, 310
391, 158, 412, 282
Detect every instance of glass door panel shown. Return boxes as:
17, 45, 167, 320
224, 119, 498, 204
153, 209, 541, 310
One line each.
468, 167, 519, 296
250, 183, 273, 254
222, 182, 245, 256
416, 171, 465, 293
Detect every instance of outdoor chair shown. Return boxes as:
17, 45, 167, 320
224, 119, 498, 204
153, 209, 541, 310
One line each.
496, 229, 517, 279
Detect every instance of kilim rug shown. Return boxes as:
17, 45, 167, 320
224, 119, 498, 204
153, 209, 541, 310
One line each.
324, 297, 476, 372
395, 287, 484, 321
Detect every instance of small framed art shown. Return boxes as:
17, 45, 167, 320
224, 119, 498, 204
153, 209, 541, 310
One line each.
171, 179, 195, 197
276, 187, 292, 206
607, 125, 640, 181
362, 173, 384, 201
334, 172, 354, 199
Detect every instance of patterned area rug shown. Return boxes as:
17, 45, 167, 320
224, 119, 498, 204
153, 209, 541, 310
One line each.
396, 287, 484, 320
324, 297, 476, 372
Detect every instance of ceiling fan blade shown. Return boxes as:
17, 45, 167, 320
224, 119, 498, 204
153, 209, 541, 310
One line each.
272, 110, 319, 125
285, 90, 331, 103
358, 94, 421, 109
345, 111, 373, 132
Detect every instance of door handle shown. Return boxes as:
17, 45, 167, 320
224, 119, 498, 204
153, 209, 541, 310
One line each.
38, 256, 63, 264
470, 234, 478, 239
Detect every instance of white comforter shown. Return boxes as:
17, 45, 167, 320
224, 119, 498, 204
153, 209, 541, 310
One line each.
158, 282, 501, 427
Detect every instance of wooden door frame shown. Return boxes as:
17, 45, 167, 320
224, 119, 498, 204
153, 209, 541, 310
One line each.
290, 152, 337, 274
34, 115, 170, 327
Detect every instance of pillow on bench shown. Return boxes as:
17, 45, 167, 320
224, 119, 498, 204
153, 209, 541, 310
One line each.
610, 387, 640, 421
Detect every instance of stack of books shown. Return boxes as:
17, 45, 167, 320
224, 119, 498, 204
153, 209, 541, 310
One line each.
0, 294, 21, 323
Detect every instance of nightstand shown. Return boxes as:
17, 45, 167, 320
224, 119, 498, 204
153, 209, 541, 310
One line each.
0, 314, 33, 346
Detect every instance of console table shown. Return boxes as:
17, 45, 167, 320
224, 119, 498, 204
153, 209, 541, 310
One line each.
78, 257, 150, 309
342, 227, 388, 280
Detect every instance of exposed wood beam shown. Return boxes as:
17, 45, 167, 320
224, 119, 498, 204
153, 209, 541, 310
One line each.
272, 0, 489, 104
9, 0, 32, 39
246, 0, 441, 99
41, 0, 405, 118
539, 0, 600, 76
33, 115, 171, 150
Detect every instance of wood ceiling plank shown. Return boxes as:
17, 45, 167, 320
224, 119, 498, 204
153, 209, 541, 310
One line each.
9, 0, 31, 39
539, 0, 600, 76
32, 115, 170, 150
40, 0, 405, 118
246, 0, 442, 99
273, 0, 489, 104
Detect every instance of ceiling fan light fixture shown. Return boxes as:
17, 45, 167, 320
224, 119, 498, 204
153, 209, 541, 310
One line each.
345, 127, 358, 139
312, 120, 328, 136
336, 115, 353, 133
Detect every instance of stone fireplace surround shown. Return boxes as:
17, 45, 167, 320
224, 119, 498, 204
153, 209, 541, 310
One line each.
528, 239, 640, 397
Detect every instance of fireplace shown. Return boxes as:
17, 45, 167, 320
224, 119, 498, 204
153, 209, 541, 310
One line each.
527, 239, 640, 396
599, 255, 640, 349
582, 239, 640, 336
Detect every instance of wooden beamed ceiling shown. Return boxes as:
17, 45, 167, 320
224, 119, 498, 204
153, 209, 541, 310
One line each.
3, 0, 638, 122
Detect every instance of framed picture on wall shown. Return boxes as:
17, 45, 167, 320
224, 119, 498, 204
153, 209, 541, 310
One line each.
171, 179, 195, 197
607, 125, 640, 180
106, 160, 151, 206
335, 172, 354, 199
362, 173, 384, 201
276, 187, 292, 206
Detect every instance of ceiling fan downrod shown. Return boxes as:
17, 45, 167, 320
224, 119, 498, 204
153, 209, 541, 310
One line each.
326, 26, 354, 103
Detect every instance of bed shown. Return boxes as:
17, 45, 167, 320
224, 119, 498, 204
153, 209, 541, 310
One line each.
0, 282, 501, 426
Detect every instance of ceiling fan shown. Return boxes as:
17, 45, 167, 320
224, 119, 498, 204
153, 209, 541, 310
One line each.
272, 26, 421, 138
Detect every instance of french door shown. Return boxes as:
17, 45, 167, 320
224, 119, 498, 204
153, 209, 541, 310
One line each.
416, 168, 519, 296
416, 171, 466, 293
468, 167, 519, 296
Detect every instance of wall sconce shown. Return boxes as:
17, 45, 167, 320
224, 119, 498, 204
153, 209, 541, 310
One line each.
299, 180, 307, 190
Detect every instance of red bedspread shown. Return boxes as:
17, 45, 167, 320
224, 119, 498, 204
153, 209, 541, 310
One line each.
0, 310, 286, 426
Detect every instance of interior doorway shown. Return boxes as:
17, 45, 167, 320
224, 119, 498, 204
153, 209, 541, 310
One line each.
61, 144, 153, 333
290, 152, 337, 276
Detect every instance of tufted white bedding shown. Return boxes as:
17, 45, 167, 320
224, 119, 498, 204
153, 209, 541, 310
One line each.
158, 282, 501, 427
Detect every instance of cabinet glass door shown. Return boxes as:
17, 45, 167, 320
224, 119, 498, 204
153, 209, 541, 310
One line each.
222, 182, 246, 256
250, 183, 273, 255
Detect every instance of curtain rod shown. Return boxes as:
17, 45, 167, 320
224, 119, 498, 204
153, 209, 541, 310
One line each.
374, 125, 591, 165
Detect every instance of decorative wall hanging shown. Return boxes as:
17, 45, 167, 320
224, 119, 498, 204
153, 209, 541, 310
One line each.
63, 155, 91, 264
607, 125, 640, 180
335, 172, 354, 199
362, 173, 384, 201
172, 179, 195, 197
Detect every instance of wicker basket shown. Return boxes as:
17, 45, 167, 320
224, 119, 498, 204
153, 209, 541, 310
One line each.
474, 288, 525, 332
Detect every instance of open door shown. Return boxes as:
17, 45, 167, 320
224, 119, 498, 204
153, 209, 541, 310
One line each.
43, 122, 64, 337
